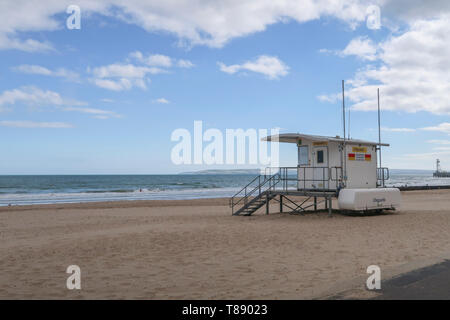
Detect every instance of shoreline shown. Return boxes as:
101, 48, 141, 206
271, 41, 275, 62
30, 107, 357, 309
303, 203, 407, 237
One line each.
0, 197, 231, 212
0, 188, 241, 208
2, 183, 450, 208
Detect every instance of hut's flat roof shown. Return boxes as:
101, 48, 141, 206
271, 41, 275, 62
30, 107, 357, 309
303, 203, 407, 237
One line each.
262, 133, 389, 147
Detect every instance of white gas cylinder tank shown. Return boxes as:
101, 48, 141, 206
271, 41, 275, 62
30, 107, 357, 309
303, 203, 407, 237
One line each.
338, 188, 401, 211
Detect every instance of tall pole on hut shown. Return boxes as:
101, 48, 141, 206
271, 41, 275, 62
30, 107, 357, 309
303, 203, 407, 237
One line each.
342, 80, 347, 186
377, 88, 384, 187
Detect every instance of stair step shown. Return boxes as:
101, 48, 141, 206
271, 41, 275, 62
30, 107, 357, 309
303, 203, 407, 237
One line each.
233, 191, 280, 215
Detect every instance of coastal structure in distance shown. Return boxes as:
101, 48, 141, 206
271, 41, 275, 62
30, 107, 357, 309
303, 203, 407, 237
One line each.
433, 159, 450, 177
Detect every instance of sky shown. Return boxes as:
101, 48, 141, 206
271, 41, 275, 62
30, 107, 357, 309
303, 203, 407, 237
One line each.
1, 0, 450, 174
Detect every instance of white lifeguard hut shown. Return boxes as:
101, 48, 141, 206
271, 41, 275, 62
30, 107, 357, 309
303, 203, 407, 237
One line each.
230, 85, 401, 216
265, 133, 382, 190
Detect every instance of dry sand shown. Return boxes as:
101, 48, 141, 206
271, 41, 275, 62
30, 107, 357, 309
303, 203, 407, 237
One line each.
1, 190, 450, 299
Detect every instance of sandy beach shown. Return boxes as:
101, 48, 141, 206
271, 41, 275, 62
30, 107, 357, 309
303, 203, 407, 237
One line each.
1, 189, 450, 299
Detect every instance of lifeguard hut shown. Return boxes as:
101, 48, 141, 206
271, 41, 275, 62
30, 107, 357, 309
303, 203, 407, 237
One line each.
229, 85, 401, 216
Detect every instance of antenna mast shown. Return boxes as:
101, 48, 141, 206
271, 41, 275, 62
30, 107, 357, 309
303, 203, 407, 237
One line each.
342, 80, 347, 186
342, 80, 346, 142
348, 108, 351, 140
377, 88, 382, 170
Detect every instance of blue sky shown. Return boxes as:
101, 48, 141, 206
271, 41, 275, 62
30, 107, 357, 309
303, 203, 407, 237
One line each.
1, 1, 450, 174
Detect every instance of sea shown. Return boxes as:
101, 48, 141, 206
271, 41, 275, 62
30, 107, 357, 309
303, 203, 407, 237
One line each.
0, 170, 448, 206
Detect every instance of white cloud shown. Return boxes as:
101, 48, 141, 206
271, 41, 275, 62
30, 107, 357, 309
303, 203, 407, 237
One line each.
91, 52, 194, 91
324, 36, 378, 61
3, 0, 450, 52
0, 120, 73, 128
0, 1, 108, 52
177, 59, 195, 68
218, 55, 289, 80
381, 127, 416, 132
12, 64, 79, 81
402, 150, 450, 162
154, 98, 170, 104
114, 1, 370, 47
128, 51, 143, 61
427, 140, 450, 145
130, 51, 194, 69
218, 63, 241, 75
12, 64, 51, 75
0, 34, 54, 52
93, 78, 132, 91
432, 146, 450, 151
0, 86, 81, 110
321, 15, 450, 115
91, 63, 163, 78
130, 52, 172, 67
0, 0, 374, 51
422, 123, 450, 134
62, 107, 121, 119
100, 98, 115, 103
381, 0, 450, 22
0, 86, 119, 119
317, 93, 340, 103
89, 63, 162, 91
146, 54, 171, 67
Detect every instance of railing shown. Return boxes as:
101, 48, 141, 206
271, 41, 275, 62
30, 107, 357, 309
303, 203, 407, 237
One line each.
231, 166, 390, 213
377, 167, 390, 187
264, 166, 343, 191
229, 173, 281, 214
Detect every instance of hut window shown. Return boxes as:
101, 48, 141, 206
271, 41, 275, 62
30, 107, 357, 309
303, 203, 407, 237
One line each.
317, 150, 324, 164
298, 146, 309, 165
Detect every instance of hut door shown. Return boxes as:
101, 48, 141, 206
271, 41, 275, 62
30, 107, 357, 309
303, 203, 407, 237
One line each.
313, 146, 329, 189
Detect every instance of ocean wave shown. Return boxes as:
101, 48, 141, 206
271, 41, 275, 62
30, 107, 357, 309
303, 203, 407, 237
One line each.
86, 189, 134, 193
0, 187, 241, 206
2, 173, 450, 206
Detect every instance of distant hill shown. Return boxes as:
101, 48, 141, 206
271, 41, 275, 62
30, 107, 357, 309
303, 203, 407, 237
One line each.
179, 169, 261, 175
179, 168, 434, 175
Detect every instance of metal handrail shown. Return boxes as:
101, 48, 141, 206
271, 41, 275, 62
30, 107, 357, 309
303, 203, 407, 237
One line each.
377, 167, 390, 187
230, 173, 281, 213
273, 166, 343, 191
231, 165, 389, 213
242, 166, 344, 191
231, 174, 261, 200
230, 166, 346, 214
377, 167, 390, 180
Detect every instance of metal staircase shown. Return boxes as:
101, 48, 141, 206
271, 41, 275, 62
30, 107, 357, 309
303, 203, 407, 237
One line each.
230, 173, 281, 216
234, 192, 278, 216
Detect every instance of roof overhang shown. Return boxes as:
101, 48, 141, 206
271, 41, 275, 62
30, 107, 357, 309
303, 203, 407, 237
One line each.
262, 133, 389, 147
